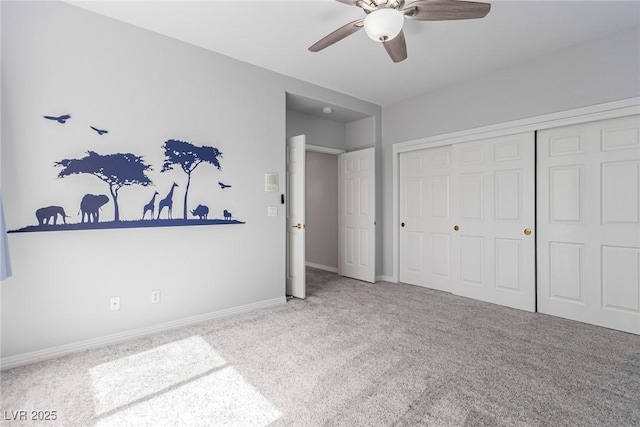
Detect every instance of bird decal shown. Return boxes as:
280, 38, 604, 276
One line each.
218, 182, 232, 189
90, 126, 109, 136
43, 114, 71, 124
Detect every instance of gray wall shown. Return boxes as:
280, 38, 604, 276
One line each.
0, 1, 380, 358
379, 25, 640, 277
305, 152, 338, 270
346, 116, 375, 151
286, 110, 346, 150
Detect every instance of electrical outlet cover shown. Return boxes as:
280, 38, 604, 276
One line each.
151, 290, 160, 304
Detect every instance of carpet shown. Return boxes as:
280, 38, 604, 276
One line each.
2, 268, 639, 426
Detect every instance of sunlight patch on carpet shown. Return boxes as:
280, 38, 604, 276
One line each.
89, 335, 281, 426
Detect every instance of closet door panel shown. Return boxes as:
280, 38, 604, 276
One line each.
538, 114, 640, 334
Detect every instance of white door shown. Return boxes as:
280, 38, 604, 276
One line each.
339, 148, 375, 283
399, 145, 455, 292
286, 135, 306, 299
399, 132, 536, 312
452, 133, 535, 312
537, 115, 640, 334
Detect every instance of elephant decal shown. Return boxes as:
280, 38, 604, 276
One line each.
223, 209, 233, 220
35, 205, 68, 225
190, 204, 209, 220
79, 194, 109, 223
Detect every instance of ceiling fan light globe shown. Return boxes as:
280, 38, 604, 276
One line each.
364, 8, 404, 42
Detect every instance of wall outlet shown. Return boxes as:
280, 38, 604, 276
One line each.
110, 296, 120, 311
151, 290, 160, 304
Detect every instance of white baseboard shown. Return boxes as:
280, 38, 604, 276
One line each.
0, 296, 286, 371
305, 262, 338, 273
376, 275, 396, 283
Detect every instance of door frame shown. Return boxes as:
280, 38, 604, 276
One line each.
391, 97, 640, 283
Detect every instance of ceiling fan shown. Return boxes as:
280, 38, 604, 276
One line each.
309, 0, 491, 63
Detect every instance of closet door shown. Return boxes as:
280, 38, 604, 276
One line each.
399, 133, 535, 312
538, 115, 640, 334
399, 146, 454, 292
452, 133, 535, 312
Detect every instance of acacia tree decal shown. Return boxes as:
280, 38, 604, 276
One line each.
55, 151, 153, 222
160, 139, 222, 219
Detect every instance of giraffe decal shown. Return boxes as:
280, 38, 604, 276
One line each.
142, 191, 159, 220
8, 118, 245, 233
157, 183, 178, 220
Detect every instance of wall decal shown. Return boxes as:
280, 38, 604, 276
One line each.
142, 191, 159, 220
90, 126, 109, 135
55, 151, 153, 222
79, 194, 110, 223
43, 114, 71, 124
190, 204, 209, 220
160, 139, 222, 220
157, 182, 179, 220
35, 206, 69, 225
9, 133, 244, 233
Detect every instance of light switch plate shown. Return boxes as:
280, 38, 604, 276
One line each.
267, 206, 278, 217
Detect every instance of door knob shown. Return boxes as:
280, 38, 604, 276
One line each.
524, 228, 532, 235
292, 223, 303, 229
454, 225, 459, 231
401, 222, 405, 228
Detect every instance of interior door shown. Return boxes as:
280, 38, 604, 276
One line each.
452, 133, 535, 312
537, 115, 640, 334
399, 146, 454, 292
286, 135, 306, 299
398, 132, 535, 312
339, 147, 375, 283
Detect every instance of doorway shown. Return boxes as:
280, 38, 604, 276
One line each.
305, 148, 341, 273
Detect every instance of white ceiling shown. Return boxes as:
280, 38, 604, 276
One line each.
67, 0, 639, 108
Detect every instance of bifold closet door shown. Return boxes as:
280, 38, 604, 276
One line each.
399, 133, 535, 312
537, 115, 640, 334
399, 146, 454, 293
452, 133, 535, 312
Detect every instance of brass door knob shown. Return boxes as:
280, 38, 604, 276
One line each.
292, 223, 303, 229
454, 225, 459, 231
401, 222, 405, 227
524, 228, 532, 235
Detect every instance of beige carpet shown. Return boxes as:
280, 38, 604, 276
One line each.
2, 268, 639, 426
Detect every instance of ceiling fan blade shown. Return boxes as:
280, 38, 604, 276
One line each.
383, 30, 408, 63
404, 0, 491, 21
335, 0, 363, 6
309, 19, 364, 52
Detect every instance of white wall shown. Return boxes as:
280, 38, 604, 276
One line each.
0, 1, 380, 359
380, 26, 640, 278
305, 152, 338, 270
